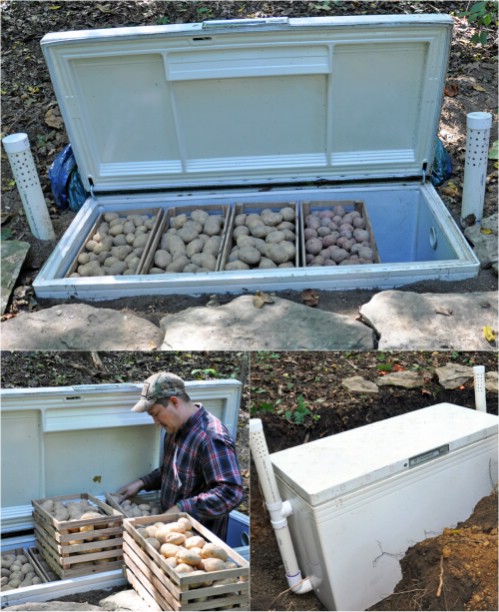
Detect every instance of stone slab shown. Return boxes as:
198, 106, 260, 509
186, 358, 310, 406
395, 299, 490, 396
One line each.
464, 213, 498, 272
377, 371, 423, 389
435, 363, 474, 389
342, 376, 379, 394
359, 290, 498, 350
0, 304, 163, 350
160, 295, 375, 350
2, 604, 104, 611
100, 589, 154, 611
1, 240, 30, 315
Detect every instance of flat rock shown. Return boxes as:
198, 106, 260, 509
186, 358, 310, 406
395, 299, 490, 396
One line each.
464, 214, 498, 272
2, 604, 104, 611
342, 376, 379, 394
377, 371, 423, 389
100, 589, 153, 611
0, 304, 163, 350
160, 295, 375, 350
1, 240, 30, 314
486, 371, 498, 393
435, 363, 474, 389
359, 290, 498, 350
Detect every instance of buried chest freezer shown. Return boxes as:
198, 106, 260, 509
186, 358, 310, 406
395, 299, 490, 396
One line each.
267, 403, 498, 611
0, 379, 249, 607
32, 14, 479, 301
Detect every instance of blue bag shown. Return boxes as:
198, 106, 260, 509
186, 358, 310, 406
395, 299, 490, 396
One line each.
48, 144, 88, 212
430, 138, 452, 186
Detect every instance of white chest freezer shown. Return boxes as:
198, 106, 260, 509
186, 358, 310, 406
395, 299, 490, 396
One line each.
0, 379, 249, 607
32, 14, 478, 300
269, 403, 498, 611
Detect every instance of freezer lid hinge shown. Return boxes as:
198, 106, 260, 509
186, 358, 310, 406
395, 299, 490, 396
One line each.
88, 177, 96, 200
421, 161, 428, 184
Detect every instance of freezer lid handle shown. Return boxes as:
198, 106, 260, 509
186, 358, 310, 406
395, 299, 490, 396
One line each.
202, 17, 289, 29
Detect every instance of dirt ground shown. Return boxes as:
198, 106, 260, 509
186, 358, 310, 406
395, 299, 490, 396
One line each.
249, 351, 498, 612
1, 0, 498, 321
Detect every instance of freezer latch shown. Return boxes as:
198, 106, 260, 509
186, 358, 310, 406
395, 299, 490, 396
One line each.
408, 444, 449, 468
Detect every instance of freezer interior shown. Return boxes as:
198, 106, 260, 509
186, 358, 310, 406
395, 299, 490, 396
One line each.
270, 403, 499, 611
33, 181, 478, 300
0, 380, 249, 606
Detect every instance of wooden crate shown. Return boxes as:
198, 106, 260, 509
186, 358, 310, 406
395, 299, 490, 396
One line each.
0, 547, 48, 591
220, 201, 299, 270
26, 546, 59, 582
105, 491, 161, 518
32, 493, 123, 579
65, 207, 163, 277
123, 512, 249, 611
143, 204, 231, 275
300, 199, 380, 267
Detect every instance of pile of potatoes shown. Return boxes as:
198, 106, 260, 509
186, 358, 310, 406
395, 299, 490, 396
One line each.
70, 211, 158, 277
137, 516, 241, 588
149, 209, 225, 274
119, 498, 161, 517
1, 553, 42, 591
224, 206, 297, 270
304, 205, 376, 266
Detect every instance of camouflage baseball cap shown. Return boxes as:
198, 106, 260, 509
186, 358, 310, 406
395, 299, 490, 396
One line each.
131, 372, 186, 412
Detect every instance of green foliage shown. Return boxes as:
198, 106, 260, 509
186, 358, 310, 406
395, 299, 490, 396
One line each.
190, 367, 220, 379
459, 2, 497, 45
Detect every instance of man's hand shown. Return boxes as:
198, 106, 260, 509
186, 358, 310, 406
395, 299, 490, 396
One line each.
114, 479, 145, 502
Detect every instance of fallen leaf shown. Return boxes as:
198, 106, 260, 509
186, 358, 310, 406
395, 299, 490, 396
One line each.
301, 289, 320, 307
44, 107, 64, 130
253, 291, 274, 309
472, 84, 487, 92
483, 326, 496, 342
434, 307, 453, 316
440, 180, 460, 198
488, 140, 499, 160
444, 83, 459, 97
480, 227, 494, 235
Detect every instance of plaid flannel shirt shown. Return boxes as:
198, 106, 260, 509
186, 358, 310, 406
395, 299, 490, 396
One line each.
140, 404, 243, 539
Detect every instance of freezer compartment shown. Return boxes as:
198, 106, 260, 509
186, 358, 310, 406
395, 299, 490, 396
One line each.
33, 181, 479, 300
300, 200, 380, 267
123, 512, 249, 611
270, 404, 499, 611
220, 202, 299, 270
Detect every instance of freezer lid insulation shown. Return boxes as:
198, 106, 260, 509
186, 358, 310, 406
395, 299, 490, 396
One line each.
40, 14, 452, 192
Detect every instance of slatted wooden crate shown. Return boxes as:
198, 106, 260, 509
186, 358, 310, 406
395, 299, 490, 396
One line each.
0, 547, 48, 591
123, 512, 249, 611
32, 493, 123, 579
143, 204, 232, 274
220, 201, 299, 270
300, 199, 380, 267
65, 207, 163, 278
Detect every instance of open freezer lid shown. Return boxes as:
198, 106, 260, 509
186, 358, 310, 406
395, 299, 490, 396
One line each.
0, 379, 241, 532
270, 403, 498, 506
40, 14, 452, 193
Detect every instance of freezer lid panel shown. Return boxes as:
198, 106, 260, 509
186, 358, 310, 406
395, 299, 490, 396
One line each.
40, 14, 452, 192
270, 403, 499, 505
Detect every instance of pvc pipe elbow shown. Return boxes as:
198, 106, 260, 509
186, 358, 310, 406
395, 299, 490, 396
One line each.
287, 573, 314, 594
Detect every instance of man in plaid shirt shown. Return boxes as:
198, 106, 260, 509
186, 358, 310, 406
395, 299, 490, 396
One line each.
116, 372, 243, 540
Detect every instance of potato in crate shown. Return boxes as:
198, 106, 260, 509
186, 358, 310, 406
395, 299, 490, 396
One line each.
105, 491, 162, 518
145, 205, 231, 275
31, 493, 123, 579
0, 548, 47, 591
220, 202, 298, 270
66, 208, 163, 278
301, 200, 380, 267
123, 512, 249, 611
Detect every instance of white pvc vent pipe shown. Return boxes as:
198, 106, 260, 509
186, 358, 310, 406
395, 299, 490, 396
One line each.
2, 133, 55, 240
461, 112, 492, 225
249, 418, 313, 595
473, 365, 487, 413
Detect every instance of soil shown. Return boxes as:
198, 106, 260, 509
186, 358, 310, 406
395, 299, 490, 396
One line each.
1, 0, 498, 321
249, 351, 498, 612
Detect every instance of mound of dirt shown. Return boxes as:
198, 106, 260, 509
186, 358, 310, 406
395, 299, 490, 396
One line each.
370, 493, 498, 611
